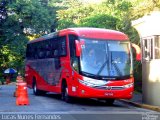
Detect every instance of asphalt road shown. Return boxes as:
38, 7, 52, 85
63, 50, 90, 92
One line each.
0, 84, 159, 120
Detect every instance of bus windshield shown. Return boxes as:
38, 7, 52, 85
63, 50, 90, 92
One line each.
80, 38, 133, 79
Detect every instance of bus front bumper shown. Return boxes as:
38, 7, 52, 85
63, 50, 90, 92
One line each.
76, 83, 133, 99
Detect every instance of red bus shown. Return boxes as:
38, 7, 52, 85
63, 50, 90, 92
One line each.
25, 28, 141, 105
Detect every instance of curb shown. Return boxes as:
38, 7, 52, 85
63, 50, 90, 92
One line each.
119, 99, 160, 112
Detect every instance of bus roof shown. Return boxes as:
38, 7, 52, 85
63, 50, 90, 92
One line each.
28, 27, 129, 44
59, 28, 129, 40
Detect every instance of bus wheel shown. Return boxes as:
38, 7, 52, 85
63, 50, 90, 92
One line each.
62, 84, 72, 103
33, 81, 41, 96
104, 99, 115, 106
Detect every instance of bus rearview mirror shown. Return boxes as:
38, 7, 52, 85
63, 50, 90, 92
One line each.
131, 43, 141, 61
75, 40, 82, 57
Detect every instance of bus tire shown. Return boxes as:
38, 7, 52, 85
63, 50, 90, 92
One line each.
104, 99, 115, 106
62, 82, 72, 103
32, 80, 42, 96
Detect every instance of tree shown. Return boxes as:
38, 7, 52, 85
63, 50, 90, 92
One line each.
131, 0, 160, 19
0, 0, 7, 23
0, 0, 60, 74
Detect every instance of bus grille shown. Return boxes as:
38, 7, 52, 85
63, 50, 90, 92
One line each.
94, 86, 124, 90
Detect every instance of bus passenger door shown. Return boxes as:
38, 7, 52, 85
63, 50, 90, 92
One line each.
68, 34, 80, 96
52, 36, 67, 86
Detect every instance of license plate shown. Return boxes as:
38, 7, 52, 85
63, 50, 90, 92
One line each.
105, 92, 114, 96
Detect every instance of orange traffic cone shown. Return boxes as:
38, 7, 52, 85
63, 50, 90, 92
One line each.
16, 82, 29, 106
14, 74, 24, 97
16, 73, 24, 83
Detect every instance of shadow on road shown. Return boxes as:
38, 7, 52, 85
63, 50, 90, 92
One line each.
41, 93, 125, 108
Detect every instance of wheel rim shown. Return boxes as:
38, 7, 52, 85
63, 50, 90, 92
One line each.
64, 87, 68, 98
34, 83, 37, 93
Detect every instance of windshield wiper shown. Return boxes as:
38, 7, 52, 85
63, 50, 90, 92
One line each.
96, 59, 108, 75
97, 41, 110, 76
112, 62, 122, 76
81, 71, 103, 80
81, 71, 96, 77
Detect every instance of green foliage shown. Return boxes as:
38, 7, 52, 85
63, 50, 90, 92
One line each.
79, 14, 119, 29
57, 0, 133, 30
0, 0, 59, 74
131, 0, 160, 19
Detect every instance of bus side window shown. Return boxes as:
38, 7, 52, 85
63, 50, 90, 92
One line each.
54, 36, 67, 69
49, 38, 55, 58
39, 41, 45, 59
55, 58, 61, 69
33, 43, 38, 59
46, 40, 52, 58
58, 36, 67, 56
54, 50, 58, 57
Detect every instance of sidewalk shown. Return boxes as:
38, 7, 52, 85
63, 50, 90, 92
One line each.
130, 92, 142, 104
120, 92, 160, 112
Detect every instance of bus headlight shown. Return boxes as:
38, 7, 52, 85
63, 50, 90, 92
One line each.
78, 77, 108, 87
123, 83, 134, 88
79, 80, 95, 87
